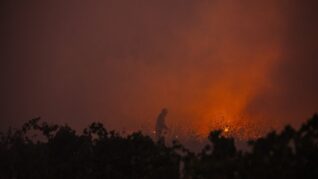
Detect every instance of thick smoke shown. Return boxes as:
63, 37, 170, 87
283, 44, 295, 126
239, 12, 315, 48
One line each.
244, 0, 318, 129
1, 0, 318, 138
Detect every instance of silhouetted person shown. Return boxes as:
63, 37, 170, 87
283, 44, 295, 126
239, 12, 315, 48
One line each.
155, 108, 168, 143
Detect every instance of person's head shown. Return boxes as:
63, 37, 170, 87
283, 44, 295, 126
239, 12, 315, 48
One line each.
161, 108, 168, 115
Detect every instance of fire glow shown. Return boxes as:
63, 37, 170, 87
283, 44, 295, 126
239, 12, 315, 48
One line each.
2, 1, 317, 142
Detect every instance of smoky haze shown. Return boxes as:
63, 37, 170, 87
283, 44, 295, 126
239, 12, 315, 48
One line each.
1, 0, 318, 138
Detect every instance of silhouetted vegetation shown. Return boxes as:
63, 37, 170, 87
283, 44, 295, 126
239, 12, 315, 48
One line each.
1, 114, 318, 178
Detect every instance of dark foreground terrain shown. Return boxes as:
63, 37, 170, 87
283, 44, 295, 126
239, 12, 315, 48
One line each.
1, 114, 318, 179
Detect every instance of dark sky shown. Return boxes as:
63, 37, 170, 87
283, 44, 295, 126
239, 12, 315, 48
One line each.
1, 0, 318, 138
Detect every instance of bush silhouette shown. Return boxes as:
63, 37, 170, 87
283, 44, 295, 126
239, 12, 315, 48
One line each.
1, 114, 318, 178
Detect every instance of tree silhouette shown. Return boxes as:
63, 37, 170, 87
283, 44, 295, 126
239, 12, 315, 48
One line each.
1, 114, 318, 178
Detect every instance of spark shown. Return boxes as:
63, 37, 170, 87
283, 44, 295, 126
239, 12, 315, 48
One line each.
224, 126, 230, 133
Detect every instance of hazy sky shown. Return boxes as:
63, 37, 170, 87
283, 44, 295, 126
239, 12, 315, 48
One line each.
1, 0, 318, 138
